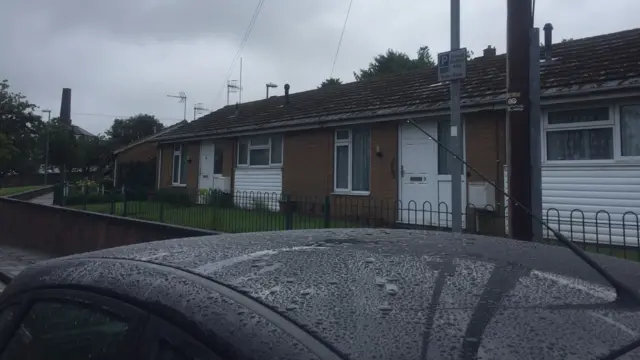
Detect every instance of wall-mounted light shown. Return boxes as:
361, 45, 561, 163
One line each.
375, 145, 383, 158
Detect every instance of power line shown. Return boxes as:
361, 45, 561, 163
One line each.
214, 0, 266, 105
329, 0, 354, 79
72, 112, 184, 122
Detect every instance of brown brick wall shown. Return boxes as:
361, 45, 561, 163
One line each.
159, 140, 235, 191
282, 122, 398, 202
464, 110, 507, 207
464, 110, 507, 235
281, 123, 398, 226
157, 143, 199, 189
282, 129, 333, 198
0, 197, 216, 257
116, 142, 158, 164
159, 144, 173, 188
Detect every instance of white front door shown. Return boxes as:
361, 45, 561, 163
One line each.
399, 118, 466, 228
399, 119, 439, 226
198, 141, 215, 192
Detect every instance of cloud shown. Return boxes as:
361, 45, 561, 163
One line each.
1, 0, 638, 134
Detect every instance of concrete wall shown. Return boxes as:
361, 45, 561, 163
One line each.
0, 197, 217, 257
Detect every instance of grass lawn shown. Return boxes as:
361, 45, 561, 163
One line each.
0, 185, 46, 197
71, 201, 357, 233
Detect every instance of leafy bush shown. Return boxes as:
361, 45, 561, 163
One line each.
100, 178, 114, 191
153, 188, 193, 206
253, 198, 270, 211
206, 189, 233, 208
65, 192, 122, 206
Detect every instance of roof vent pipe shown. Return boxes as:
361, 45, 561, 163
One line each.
543, 23, 553, 61
284, 84, 290, 104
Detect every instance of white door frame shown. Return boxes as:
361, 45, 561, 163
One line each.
397, 116, 467, 227
198, 141, 215, 192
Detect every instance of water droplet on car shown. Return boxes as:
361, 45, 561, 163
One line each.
385, 283, 399, 296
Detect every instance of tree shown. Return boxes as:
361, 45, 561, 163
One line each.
354, 46, 435, 81
105, 114, 163, 148
75, 135, 111, 174
0, 79, 44, 176
318, 78, 343, 88
45, 117, 77, 176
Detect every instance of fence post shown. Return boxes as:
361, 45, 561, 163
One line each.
122, 190, 128, 217
323, 196, 331, 228
110, 193, 116, 215
283, 194, 293, 230
159, 201, 165, 222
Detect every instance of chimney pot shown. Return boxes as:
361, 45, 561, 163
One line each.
483, 45, 496, 57
59, 88, 72, 124
543, 23, 553, 61
284, 84, 290, 104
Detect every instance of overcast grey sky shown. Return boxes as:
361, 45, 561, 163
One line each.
1, 0, 638, 134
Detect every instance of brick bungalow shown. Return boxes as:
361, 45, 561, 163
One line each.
113, 121, 188, 189
154, 25, 640, 239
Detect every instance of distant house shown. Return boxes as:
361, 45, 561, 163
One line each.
113, 121, 188, 189
152, 25, 640, 245
72, 125, 96, 139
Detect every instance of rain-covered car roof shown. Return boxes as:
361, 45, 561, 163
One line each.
6, 229, 640, 359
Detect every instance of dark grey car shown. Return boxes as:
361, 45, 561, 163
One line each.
0, 229, 639, 359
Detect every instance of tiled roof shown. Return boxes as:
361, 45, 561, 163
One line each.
158, 27, 640, 142
113, 120, 188, 154
72, 125, 95, 137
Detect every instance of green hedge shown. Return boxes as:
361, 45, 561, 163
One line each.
64, 192, 123, 206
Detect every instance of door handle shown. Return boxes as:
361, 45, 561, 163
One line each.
401, 165, 405, 178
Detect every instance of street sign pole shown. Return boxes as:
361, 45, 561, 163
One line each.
436, 3, 466, 234
449, 0, 463, 233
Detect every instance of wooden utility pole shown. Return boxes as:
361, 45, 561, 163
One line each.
506, 0, 533, 240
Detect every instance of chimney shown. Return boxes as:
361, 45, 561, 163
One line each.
543, 23, 553, 61
483, 45, 496, 57
284, 84, 290, 104
59, 88, 72, 124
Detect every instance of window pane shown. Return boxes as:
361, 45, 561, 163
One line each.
351, 129, 370, 191
172, 154, 180, 183
335, 145, 349, 189
180, 145, 188, 184
250, 136, 269, 146
238, 141, 248, 165
438, 119, 451, 175
270, 136, 282, 164
336, 130, 350, 141
173, 144, 181, 153
0, 301, 129, 360
213, 144, 223, 175
548, 107, 609, 125
437, 119, 462, 175
546, 128, 613, 160
249, 149, 269, 165
621, 105, 640, 157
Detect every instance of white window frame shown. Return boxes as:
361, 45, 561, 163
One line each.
617, 102, 640, 161
542, 105, 616, 165
236, 135, 283, 168
333, 129, 370, 195
171, 144, 186, 186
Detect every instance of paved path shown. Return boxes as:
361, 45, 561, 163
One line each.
30, 192, 54, 205
0, 246, 51, 283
